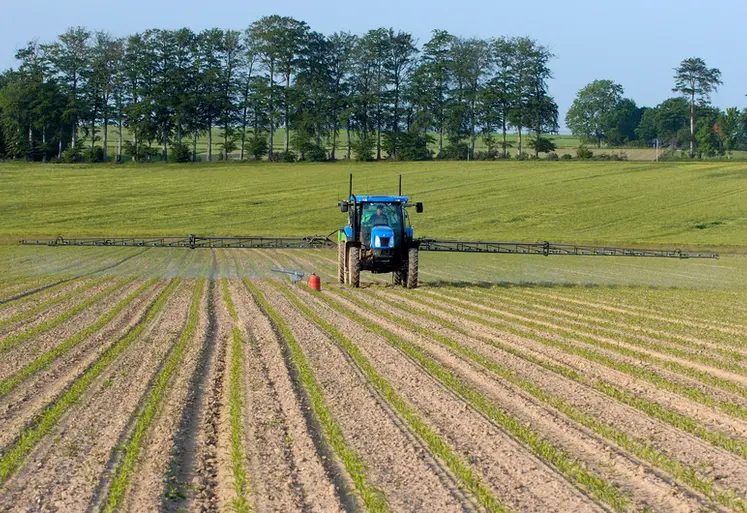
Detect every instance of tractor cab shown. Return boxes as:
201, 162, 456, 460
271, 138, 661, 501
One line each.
338, 185, 423, 288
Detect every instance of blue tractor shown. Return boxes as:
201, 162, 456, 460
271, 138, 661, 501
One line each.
337, 176, 423, 288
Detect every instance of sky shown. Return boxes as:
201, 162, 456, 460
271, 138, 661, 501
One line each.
1, 0, 745, 131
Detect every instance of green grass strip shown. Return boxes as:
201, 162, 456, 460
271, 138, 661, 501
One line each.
0, 276, 139, 354
342, 289, 747, 511
103, 278, 204, 512
305, 286, 623, 512
270, 282, 511, 513
0, 278, 180, 486
408, 290, 747, 421
371, 290, 747, 461
0, 278, 160, 398
243, 278, 390, 513
0, 275, 113, 330
222, 278, 252, 513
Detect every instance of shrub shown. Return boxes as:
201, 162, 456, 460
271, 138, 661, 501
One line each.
576, 144, 593, 159
61, 141, 84, 163
547, 152, 559, 161
474, 150, 498, 161
248, 136, 268, 160
84, 146, 104, 163
277, 150, 297, 163
437, 142, 468, 160
170, 142, 192, 163
305, 145, 328, 162
528, 136, 557, 154
351, 135, 375, 162
561, 153, 573, 160
515, 152, 530, 161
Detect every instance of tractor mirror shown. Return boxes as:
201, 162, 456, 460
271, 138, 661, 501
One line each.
340, 201, 349, 213
416, 202, 423, 213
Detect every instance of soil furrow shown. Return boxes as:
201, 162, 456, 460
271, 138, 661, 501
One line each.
356, 288, 747, 505
0, 279, 190, 512
378, 288, 747, 441
231, 275, 345, 513
0, 279, 164, 449
261, 281, 481, 513
402, 290, 747, 416
282, 283, 610, 513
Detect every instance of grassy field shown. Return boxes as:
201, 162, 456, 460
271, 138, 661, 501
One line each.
1, 160, 746, 249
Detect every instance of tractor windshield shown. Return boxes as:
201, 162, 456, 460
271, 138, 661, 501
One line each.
360, 202, 404, 248
361, 202, 403, 229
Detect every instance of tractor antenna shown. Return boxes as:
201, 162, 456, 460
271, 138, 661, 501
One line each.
349, 173, 353, 199
398, 175, 402, 195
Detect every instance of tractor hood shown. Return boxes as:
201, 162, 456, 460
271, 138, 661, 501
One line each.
371, 225, 395, 249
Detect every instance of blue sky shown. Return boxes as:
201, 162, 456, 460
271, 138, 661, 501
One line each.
2, 0, 744, 130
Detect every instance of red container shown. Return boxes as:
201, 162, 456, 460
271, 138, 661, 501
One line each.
309, 273, 321, 291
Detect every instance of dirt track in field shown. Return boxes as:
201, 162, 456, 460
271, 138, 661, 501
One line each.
1, 247, 746, 512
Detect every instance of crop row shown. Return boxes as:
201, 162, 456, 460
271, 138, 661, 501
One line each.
334, 287, 746, 510
369, 288, 747, 460
403, 289, 747, 421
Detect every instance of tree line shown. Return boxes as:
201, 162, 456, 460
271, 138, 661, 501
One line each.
566, 58, 747, 158
0, 17, 558, 163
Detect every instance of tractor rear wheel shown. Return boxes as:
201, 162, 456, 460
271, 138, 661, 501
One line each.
348, 246, 360, 288
337, 242, 346, 283
406, 247, 418, 289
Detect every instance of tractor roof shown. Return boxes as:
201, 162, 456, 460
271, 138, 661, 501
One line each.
353, 195, 409, 203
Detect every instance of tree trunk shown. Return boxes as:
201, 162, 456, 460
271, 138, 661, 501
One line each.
689, 91, 695, 158
346, 120, 351, 160
207, 120, 212, 162
132, 134, 137, 162
27, 126, 33, 161
517, 126, 522, 156
501, 117, 507, 158
162, 125, 168, 162
240, 105, 248, 160
284, 72, 290, 153
224, 122, 228, 160
192, 131, 198, 162
42, 126, 47, 163
535, 127, 541, 158
103, 117, 108, 161
331, 127, 337, 161
58, 139, 62, 160
117, 120, 123, 162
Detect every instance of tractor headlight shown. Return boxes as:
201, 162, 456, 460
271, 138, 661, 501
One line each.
375, 236, 381, 247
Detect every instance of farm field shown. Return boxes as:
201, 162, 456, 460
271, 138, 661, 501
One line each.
1, 161, 746, 512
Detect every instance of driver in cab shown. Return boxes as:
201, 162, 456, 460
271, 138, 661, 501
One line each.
370, 204, 389, 226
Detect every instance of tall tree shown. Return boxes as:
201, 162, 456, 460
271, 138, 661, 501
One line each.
382, 29, 417, 157
87, 32, 123, 160
248, 16, 309, 155
524, 41, 557, 157
566, 79, 624, 148
449, 37, 490, 156
327, 32, 356, 160
673, 57, 722, 158
46, 27, 91, 150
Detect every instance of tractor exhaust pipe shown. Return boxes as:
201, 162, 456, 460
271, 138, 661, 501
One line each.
349, 173, 353, 199
398, 175, 402, 196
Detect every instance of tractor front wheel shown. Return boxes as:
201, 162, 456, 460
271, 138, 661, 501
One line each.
348, 246, 361, 288
406, 248, 418, 289
337, 242, 346, 283
393, 270, 406, 287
